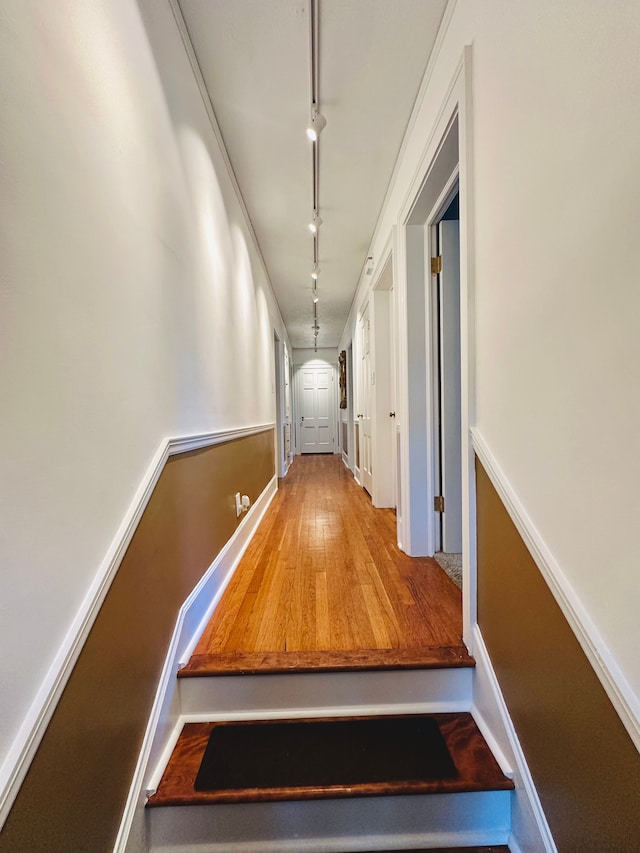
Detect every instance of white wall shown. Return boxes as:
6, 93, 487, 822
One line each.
0, 0, 289, 785
292, 347, 339, 366
341, 0, 640, 715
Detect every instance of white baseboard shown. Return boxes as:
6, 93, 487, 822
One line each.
471, 427, 640, 754
115, 472, 278, 852
471, 625, 556, 853
0, 424, 274, 832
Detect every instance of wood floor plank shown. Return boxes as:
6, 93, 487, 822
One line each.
182, 646, 474, 676
314, 571, 331, 649
181, 456, 470, 675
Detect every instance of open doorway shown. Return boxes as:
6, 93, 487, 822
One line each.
401, 112, 465, 598
401, 115, 459, 557
431, 192, 462, 587
273, 333, 293, 477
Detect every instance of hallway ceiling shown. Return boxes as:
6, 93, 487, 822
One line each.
177, 0, 448, 348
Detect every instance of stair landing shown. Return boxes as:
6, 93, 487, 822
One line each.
180, 456, 472, 678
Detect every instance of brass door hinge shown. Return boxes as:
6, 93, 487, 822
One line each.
431, 256, 442, 275
434, 495, 445, 513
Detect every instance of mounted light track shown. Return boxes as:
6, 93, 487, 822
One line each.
308, 0, 323, 347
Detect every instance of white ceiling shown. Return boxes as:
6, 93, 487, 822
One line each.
178, 0, 448, 348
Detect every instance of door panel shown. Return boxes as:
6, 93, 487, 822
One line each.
298, 366, 335, 454
438, 218, 462, 552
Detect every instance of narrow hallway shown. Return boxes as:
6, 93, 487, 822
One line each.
181, 455, 473, 676
148, 456, 515, 849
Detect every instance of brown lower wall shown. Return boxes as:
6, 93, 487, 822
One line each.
0, 429, 274, 853
476, 459, 640, 851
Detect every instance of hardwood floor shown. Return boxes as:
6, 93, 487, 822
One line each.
181, 455, 472, 675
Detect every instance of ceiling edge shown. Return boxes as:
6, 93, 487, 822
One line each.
336, 0, 459, 347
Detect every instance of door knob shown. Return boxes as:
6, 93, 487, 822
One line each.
389, 411, 396, 418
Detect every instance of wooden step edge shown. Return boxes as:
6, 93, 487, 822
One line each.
349, 847, 511, 853
352, 848, 511, 853
147, 711, 513, 808
178, 646, 476, 677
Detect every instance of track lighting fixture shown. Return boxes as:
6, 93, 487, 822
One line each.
308, 210, 322, 234
313, 293, 319, 304
311, 264, 320, 280
306, 107, 326, 141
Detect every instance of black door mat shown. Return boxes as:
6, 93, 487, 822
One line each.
194, 715, 458, 792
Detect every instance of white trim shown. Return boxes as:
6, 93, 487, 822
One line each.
398, 56, 465, 227
0, 423, 275, 831
472, 427, 640, 753
115, 471, 278, 849
177, 701, 470, 725
369, 232, 393, 293
167, 423, 275, 455
145, 719, 184, 800
472, 626, 556, 853
470, 709, 514, 780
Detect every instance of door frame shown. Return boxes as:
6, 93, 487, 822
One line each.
395, 48, 477, 644
370, 247, 396, 508
293, 360, 338, 455
273, 332, 285, 477
429, 183, 462, 553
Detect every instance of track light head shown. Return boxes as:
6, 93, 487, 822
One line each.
308, 210, 323, 234
306, 108, 326, 141
311, 264, 320, 280
313, 293, 319, 304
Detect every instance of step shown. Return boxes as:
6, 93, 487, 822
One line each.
147, 712, 513, 853
179, 645, 475, 676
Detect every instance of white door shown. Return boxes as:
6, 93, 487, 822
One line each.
359, 305, 373, 494
435, 217, 462, 552
299, 366, 334, 453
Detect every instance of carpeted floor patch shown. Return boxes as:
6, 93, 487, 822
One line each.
195, 715, 458, 792
435, 551, 462, 588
